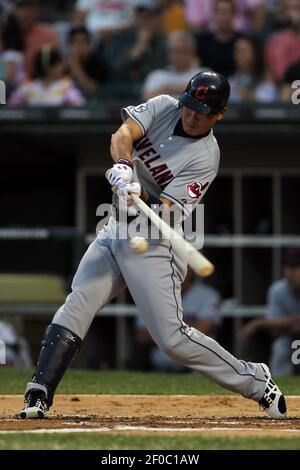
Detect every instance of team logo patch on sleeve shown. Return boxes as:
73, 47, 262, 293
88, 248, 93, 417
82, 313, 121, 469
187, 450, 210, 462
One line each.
134, 103, 147, 113
186, 181, 201, 199
186, 181, 209, 200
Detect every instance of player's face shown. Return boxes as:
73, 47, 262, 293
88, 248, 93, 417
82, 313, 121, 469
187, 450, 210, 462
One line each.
181, 106, 226, 136
284, 265, 300, 293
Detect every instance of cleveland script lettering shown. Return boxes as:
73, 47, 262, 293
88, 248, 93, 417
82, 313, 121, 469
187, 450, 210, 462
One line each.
135, 136, 174, 189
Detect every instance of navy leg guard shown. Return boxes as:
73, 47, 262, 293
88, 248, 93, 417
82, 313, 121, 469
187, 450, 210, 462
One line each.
29, 323, 82, 406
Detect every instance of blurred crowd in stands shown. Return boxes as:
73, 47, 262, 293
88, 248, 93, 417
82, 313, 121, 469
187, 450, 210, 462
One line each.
0, 0, 300, 106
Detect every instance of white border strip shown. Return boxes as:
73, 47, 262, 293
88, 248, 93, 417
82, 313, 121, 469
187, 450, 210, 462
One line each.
0, 426, 300, 435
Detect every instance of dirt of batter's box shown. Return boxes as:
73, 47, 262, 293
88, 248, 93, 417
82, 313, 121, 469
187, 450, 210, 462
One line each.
1, 395, 300, 435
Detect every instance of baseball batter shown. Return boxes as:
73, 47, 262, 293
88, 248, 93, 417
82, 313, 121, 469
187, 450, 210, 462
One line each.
20, 72, 286, 420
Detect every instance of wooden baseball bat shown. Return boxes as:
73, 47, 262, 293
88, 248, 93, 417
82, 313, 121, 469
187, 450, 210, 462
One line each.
131, 194, 214, 277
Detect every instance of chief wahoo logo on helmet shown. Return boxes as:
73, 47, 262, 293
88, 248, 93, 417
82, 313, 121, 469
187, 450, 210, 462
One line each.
179, 71, 230, 115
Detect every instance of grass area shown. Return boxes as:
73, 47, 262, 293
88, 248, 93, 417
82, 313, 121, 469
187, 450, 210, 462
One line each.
1, 368, 299, 451
0, 368, 299, 395
0, 433, 299, 450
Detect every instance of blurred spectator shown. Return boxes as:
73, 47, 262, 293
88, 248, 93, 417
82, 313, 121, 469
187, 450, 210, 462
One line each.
0, 0, 12, 24
258, 1, 287, 42
1, 11, 24, 52
67, 25, 107, 97
281, 58, 300, 100
273, 0, 300, 27
0, 0, 11, 15
265, 0, 300, 82
266, 0, 283, 12
0, 50, 25, 96
265, 0, 289, 30
184, 0, 210, 31
196, 0, 242, 77
143, 31, 204, 100
134, 268, 221, 371
97, 4, 166, 96
240, 247, 300, 376
229, 35, 278, 102
158, 0, 187, 34
0, 320, 32, 368
13, 0, 59, 78
184, 0, 266, 33
9, 46, 85, 106
0, 13, 25, 97
119, 5, 166, 82
73, 0, 138, 35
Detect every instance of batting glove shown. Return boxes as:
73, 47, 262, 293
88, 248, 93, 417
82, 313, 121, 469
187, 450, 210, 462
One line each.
117, 182, 141, 204
106, 162, 133, 188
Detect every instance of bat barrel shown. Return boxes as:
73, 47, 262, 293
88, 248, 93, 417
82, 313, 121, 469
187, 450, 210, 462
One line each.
131, 194, 214, 277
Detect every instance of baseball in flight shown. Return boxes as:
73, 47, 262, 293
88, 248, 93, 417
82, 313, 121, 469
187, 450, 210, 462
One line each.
129, 236, 149, 254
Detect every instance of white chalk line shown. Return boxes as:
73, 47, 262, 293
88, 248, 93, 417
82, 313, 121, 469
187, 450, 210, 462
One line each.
0, 425, 300, 435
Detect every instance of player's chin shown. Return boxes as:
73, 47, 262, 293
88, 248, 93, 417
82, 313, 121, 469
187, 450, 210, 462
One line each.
184, 125, 204, 136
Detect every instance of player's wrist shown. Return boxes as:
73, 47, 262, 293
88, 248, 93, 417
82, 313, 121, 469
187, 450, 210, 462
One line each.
140, 189, 149, 202
116, 157, 133, 169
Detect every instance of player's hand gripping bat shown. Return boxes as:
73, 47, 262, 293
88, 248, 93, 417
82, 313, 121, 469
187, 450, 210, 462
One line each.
105, 171, 214, 276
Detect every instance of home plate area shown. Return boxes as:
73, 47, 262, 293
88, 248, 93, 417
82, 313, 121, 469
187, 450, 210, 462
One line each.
1, 395, 300, 436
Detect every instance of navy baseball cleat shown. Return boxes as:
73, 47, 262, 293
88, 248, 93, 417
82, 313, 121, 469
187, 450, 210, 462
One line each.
259, 363, 287, 419
20, 390, 48, 419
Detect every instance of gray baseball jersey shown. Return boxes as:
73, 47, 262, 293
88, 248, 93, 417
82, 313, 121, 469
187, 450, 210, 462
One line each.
122, 95, 219, 218
53, 95, 267, 401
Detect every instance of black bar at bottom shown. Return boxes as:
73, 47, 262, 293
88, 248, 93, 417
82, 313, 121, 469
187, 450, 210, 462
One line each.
0, 450, 296, 463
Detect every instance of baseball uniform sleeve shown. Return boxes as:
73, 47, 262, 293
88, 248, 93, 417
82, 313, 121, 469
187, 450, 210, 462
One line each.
121, 95, 176, 135
160, 167, 216, 217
